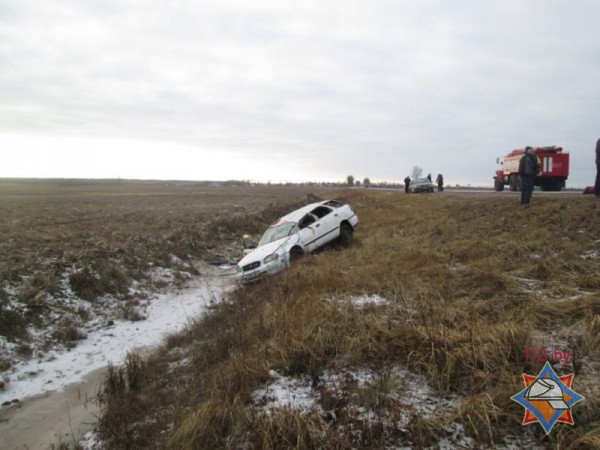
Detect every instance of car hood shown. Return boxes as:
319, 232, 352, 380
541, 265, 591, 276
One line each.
238, 236, 296, 266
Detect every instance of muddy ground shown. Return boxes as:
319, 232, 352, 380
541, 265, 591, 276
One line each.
0, 368, 102, 449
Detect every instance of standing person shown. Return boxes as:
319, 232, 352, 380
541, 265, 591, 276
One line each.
427, 173, 432, 182
404, 176, 411, 194
436, 174, 444, 191
519, 147, 541, 205
595, 138, 600, 197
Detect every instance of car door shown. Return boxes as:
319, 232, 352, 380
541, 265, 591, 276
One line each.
296, 213, 319, 252
308, 206, 339, 249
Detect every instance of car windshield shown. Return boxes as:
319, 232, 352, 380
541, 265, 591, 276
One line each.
258, 222, 296, 246
414, 179, 430, 184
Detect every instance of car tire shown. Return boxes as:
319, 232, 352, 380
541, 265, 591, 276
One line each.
339, 223, 354, 244
289, 246, 304, 262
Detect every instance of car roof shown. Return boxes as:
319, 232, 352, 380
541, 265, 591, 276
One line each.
273, 200, 333, 224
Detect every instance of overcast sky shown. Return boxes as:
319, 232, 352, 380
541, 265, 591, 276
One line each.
1, 1, 598, 186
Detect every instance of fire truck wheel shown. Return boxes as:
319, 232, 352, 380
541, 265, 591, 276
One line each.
494, 179, 504, 191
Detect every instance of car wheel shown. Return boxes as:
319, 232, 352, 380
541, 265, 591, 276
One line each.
289, 246, 304, 262
339, 223, 353, 244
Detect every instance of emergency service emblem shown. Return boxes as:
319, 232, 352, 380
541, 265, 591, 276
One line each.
511, 361, 584, 434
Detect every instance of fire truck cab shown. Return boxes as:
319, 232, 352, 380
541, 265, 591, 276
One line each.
494, 146, 569, 192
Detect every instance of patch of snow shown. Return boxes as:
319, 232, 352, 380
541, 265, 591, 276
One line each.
320, 366, 457, 420
349, 294, 389, 308
149, 266, 177, 283
326, 294, 390, 308
80, 429, 100, 450
168, 356, 192, 371
446, 263, 466, 272
514, 277, 543, 293
0, 282, 19, 299
581, 250, 600, 260
252, 370, 317, 414
439, 423, 475, 449
0, 336, 15, 353
250, 365, 469, 447
251, 366, 458, 419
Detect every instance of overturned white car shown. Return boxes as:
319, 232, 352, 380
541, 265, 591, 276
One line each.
237, 200, 358, 282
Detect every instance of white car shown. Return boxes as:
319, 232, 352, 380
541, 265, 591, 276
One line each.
237, 200, 358, 282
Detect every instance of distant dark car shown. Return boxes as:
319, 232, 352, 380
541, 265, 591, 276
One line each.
409, 178, 435, 193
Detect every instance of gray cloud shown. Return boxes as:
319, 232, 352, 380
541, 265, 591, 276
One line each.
1, 1, 599, 185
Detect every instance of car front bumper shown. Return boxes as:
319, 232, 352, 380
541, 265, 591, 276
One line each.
238, 258, 286, 283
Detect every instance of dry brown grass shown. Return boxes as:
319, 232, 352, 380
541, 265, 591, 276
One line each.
95, 190, 600, 448
10, 184, 599, 448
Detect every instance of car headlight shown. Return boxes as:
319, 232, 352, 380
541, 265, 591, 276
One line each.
264, 253, 279, 264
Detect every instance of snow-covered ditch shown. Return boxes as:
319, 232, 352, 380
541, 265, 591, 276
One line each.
0, 265, 236, 405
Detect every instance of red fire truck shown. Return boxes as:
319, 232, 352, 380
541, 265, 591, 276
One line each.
494, 146, 570, 192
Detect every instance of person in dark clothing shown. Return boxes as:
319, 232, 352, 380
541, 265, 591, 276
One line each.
427, 173, 432, 182
436, 174, 444, 191
595, 138, 600, 197
519, 147, 540, 205
404, 176, 411, 193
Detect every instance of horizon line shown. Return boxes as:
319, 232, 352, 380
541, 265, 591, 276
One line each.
0, 176, 589, 190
